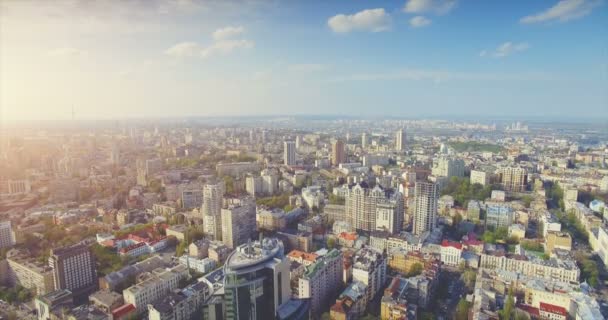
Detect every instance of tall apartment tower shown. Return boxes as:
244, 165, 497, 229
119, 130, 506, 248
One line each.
345, 184, 403, 232
221, 197, 256, 249
395, 128, 406, 151
202, 181, 225, 240
49, 243, 97, 297
299, 249, 344, 317
0, 221, 15, 249
412, 181, 438, 235
284, 141, 296, 166
498, 167, 527, 192
331, 139, 346, 166
432, 157, 465, 179
361, 133, 368, 149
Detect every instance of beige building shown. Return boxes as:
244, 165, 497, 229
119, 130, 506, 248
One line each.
470, 170, 490, 186
545, 232, 572, 253
331, 139, 346, 166
497, 166, 527, 192
479, 253, 579, 283
6, 251, 55, 295
256, 208, 287, 231
123, 265, 188, 314
165, 224, 188, 242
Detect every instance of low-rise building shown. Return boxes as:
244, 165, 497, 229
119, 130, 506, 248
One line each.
123, 265, 188, 314
440, 240, 462, 267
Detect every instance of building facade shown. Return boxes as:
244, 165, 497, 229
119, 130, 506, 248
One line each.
412, 181, 438, 235
49, 243, 97, 297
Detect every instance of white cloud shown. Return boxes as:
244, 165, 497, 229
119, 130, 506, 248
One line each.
165, 25, 253, 59
328, 8, 391, 33
481, 42, 530, 58
200, 39, 254, 58
47, 47, 87, 57
409, 16, 432, 27
212, 26, 245, 41
520, 0, 602, 23
403, 0, 457, 15
165, 42, 201, 58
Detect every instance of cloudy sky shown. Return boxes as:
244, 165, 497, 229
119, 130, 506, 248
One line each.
1, 0, 606, 121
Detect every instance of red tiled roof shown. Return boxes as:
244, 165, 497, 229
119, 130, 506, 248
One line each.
339, 232, 357, 241
112, 304, 136, 318
119, 242, 146, 253
517, 304, 540, 317
441, 239, 463, 249
540, 302, 568, 316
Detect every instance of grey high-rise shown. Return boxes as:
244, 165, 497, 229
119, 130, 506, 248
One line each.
412, 181, 438, 235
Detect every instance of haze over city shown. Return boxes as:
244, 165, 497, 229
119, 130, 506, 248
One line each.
1, 1, 608, 320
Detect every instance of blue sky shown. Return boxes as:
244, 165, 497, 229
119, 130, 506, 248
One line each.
1, 0, 606, 121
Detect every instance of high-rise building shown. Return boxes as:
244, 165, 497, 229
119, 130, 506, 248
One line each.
0, 221, 15, 249
224, 238, 291, 320
49, 243, 97, 297
345, 184, 403, 232
431, 157, 465, 178
470, 169, 490, 186
6, 250, 55, 295
361, 133, 368, 149
202, 181, 225, 240
352, 247, 387, 302
331, 139, 346, 167
221, 197, 256, 249
485, 204, 514, 229
298, 249, 343, 317
284, 141, 296, 166
6, 180, 31, 194
395, 129, 406, 152
295, 135, 302, 149
412, 181, 438, 235
375, 198, 404, 234
110, 143, 120, 165
181, 189, 203, 209
261, 169, 279, 195
245, 175, 262, 196
498, 167, 527, 192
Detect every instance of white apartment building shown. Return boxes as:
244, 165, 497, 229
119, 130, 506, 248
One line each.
352, 248, 387, 302
470, 170, 490, 186
440, 240, 463, 267
123, 265, 188, 313
298, 249, 343, 317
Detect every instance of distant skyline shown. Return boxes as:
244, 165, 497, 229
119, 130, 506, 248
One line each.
1, 0, 607, 122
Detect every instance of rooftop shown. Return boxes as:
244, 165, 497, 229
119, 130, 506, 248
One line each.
226, 238, 284, 270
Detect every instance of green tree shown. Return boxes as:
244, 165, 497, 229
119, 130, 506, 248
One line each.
176, 241, 188, 257
407, 262, 424, 277
499, 286, 515, 320
455, 298, 471, 320
327, 237, 336, 249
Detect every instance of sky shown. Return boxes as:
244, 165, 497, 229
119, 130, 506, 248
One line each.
1, 0, 607, 122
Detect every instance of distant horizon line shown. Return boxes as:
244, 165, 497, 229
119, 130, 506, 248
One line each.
2, 113, 608, 125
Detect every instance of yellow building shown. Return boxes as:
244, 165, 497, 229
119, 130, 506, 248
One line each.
545, 232, 572, 253
388, 249, 425, 275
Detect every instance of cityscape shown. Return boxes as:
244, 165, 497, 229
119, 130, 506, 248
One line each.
1, 1, 608, 320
